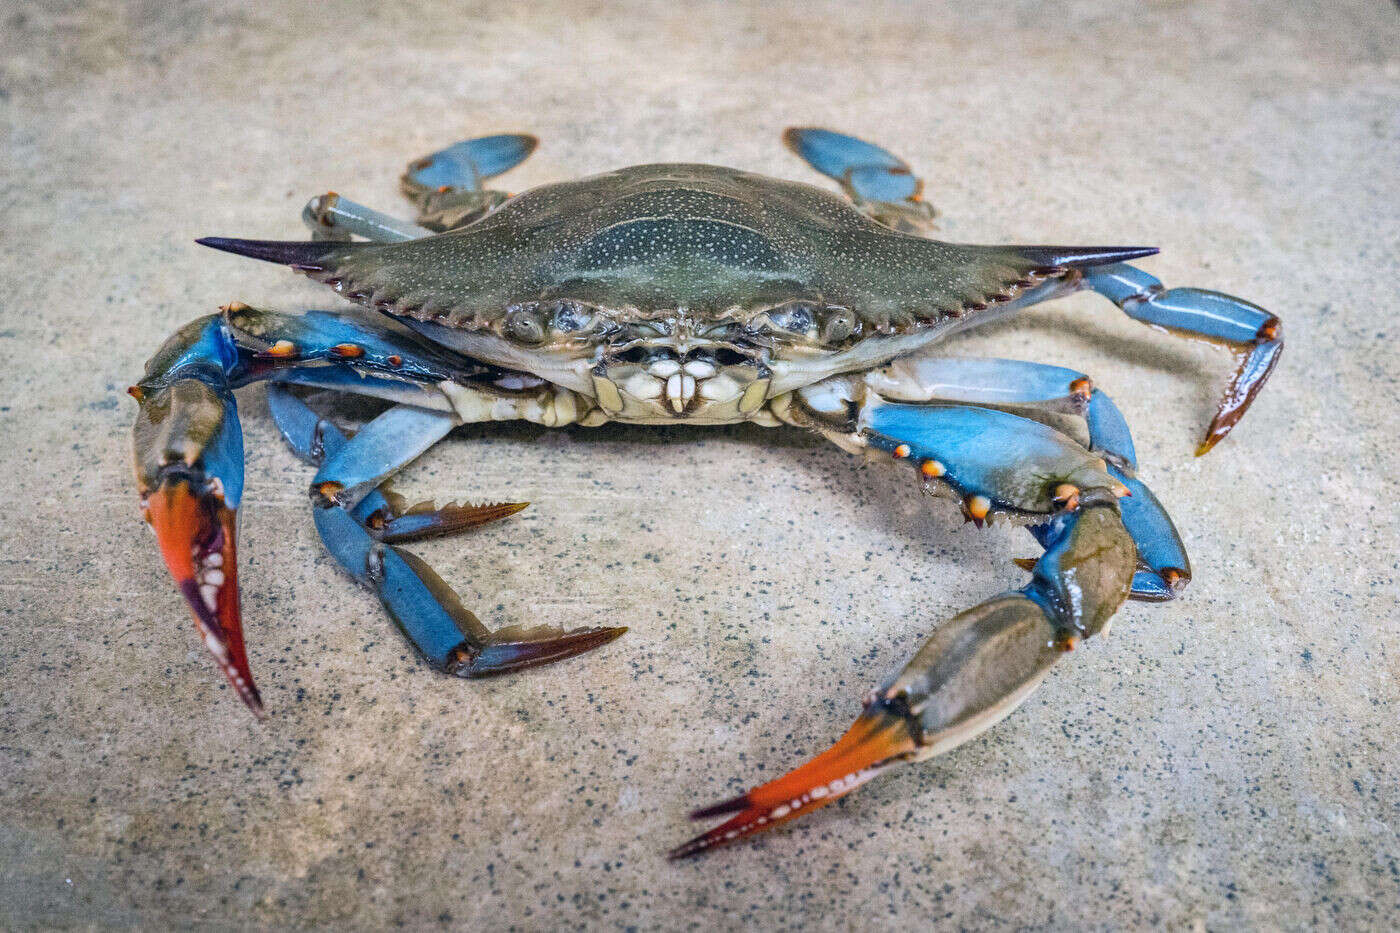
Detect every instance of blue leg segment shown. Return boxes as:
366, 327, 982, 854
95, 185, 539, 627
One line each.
871, 356, 1138, 472
311, 405, 460, 510
397, 133, 537, 231
302, 192, 432, 243
266, 387, 626, 677
783, 127, 936, 232
862, 401, 1121, 524
1079, 262, 1283, 454
403, 133, 537, 192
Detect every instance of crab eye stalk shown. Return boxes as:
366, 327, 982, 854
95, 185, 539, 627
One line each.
820, 307, 857, 344
504, 307, 547, 343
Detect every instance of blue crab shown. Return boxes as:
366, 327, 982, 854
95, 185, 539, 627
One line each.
130, 129, 1281, 857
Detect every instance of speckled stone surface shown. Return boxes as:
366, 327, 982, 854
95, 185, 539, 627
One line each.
2, 1, 1397, 928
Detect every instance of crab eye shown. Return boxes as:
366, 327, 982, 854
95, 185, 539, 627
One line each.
820, 307, 856, 344
549, 301, 593, 333
766, 303, 817, 335
504, 308, 547, 343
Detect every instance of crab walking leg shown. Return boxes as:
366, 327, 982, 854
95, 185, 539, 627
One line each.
267, 386, 625, 676
673, 399, 1134, 857
130, 304, 491, 713
783, 127, 937, 233
870, 356, 1189, 599
267, 382, 526, 541
1071, 262, 1283, 455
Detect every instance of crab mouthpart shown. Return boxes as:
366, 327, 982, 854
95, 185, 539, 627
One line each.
669, 705, 917, 859
145, 474, 262, 716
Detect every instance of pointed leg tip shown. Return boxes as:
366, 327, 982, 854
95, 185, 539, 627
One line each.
666, 836, 711, 861
240, 688, 267, 719
459, 624, 628, 677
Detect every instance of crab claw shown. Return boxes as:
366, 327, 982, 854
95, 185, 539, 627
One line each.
669, 701, 918, 859
132, 325, 261, 714
144, 470, 261, 715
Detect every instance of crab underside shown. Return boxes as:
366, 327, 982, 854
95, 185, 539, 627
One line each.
130, 128, 1281, 857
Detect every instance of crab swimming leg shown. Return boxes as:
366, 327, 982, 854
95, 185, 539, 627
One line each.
783, 127, 937, 233
673, 398, 1136, 857
867, 355, 1189, 600
399, 132, 537, 232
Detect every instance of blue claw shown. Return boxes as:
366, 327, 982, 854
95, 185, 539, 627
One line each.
1081, 263, 1282, 454
404, 133, 538, 192
783, 127, 925, 211
131, 315, 257, 712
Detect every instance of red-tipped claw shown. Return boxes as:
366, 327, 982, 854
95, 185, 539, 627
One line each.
145, 475, 262, 715
669, 705, 917, 859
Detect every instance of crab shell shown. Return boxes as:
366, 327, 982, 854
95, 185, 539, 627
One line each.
202, 164, 1147, 424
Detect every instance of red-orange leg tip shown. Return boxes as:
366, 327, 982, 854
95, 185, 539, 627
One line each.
920, 458, 946, 478
330, 343, 364, 358
260, 339, 298, 359
965, 494, 991, 522
892, 443, 911, 459
386, 355, 403, 367
1069, 377, 1093, 400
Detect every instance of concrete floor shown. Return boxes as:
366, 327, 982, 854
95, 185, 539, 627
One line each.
2, 1, 1398, 928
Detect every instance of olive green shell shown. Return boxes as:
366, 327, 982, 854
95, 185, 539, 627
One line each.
290, 164, 1063, 331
